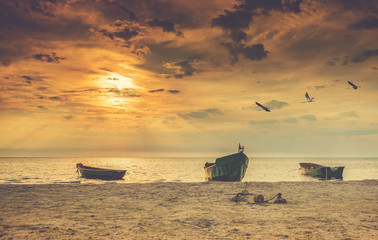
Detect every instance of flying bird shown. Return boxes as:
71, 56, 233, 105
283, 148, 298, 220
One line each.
305, 92, 314, 102
347, 81, 359, 89
255, 101, 270, 112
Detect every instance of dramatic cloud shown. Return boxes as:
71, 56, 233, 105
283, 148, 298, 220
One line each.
107, 88, 141, 98
165, 60, 200, 79
148, 89, 181, 94
148, 18, 182, 36
48, 96, 65, 102
350, 49, 378, 63
138, 42, 203, 78
212, 0, 302, 42
149, 89, 165, 93
113, 28, 139, 41
210, 0, 302, 63
0, 0, 377, 157
167, 90, 180, 94
348, 16, 378, 30
222, 43, 269, 62
32, 53, 66, 63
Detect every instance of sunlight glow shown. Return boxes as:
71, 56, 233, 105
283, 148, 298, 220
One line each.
96, 72, 141, 107
99, 73, 139, 90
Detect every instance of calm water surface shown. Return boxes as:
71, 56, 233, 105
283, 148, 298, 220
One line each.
0, 157, 377, 184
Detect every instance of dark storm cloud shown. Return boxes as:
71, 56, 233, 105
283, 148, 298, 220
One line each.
348, 16, 378, 30
99, 29, 115, 40
26, 0, 59, 17
32, 53, 66, 63
350, 49, 378, 63
211, 0, 300, 63
138, 42, 203, 78
113, 28, 139, 41
0, 1, 91, 38
0, 1, 93, 61
212, 9, 251, 43
99, 27, 139, 41
170, 60, 198, 79
222, 42, 269, 63
242, 44, 270, 61
212, 0, 302, 43
88, 0, 138, 22
340, 0, 378, 12
179, 108, 222, 120
148, 18, 182, 36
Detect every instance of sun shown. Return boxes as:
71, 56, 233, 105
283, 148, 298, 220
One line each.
96, 72, 141, 107
99, 72, 139, 90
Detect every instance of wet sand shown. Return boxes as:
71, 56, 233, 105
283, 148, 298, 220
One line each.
0, 180, 377, 239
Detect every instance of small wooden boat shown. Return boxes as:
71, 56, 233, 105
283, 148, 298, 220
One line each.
204, 144, 249, 181
300, 163, 344, 179
76, 163, 126, 180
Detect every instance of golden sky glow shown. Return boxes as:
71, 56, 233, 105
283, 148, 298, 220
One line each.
0, 0, 377, 157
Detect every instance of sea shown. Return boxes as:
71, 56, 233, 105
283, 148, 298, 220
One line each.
0, 157, 377, 184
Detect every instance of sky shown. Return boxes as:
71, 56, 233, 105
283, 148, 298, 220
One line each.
0, 0, 377, 157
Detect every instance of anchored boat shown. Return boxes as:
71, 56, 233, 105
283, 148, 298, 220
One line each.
299, 163, 344, 179
204, 145, 249, 181
76, 163, 126, 180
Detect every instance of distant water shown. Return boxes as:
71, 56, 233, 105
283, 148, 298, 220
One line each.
0, 157, 377, 184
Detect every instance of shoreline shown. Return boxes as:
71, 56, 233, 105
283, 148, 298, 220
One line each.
1, 180, 377, 239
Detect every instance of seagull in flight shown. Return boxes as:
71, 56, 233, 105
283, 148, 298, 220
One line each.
255, 101, 270, 112
347, 81, 359, 89
305, 92, 315, 102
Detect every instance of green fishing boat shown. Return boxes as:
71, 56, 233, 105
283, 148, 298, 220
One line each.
76, 163, 126, 180
300, 163, 344, 179
204, 145, 249, 181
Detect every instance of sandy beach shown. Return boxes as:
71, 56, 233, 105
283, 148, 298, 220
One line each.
0, 180, 377, 239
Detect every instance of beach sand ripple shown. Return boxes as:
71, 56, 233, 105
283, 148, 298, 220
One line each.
0, 180, 377, 239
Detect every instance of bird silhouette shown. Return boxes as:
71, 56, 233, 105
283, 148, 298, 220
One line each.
305, 92, 315, 102
255, 101, 270, 112
347, 81, 359, 89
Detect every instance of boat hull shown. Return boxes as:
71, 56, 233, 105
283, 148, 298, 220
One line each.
320, 166, 344, 179
205, 152, 249, 181
300, 163, 344, 179
77, 164, 126, 180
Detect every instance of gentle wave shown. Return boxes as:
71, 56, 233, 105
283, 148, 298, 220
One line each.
0, 157, 377, 184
